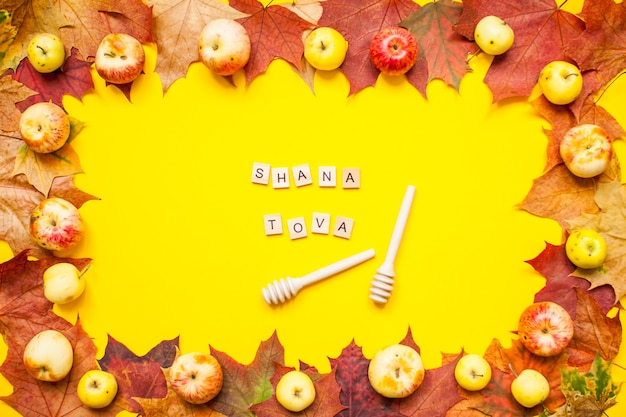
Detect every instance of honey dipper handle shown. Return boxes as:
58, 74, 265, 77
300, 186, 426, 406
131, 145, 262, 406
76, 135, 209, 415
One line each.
377, 185, 416, 277
300, 248, 376, 287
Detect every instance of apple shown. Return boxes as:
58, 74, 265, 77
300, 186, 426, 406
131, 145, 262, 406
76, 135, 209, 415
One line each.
27, 33, 65, 73
168, 351, 223, 404
538, 60, 583, 105
474, 15, 514, 56
23, 329, 74, 382
518, 301, 574, 357
275, 370, 316, 412
198, 18, 251, 76
511, 369, 550, 408
566, 229, 607, 269
367, 344, 425, 398
369, 26, 418, 76
77, 369, 118, 408
560, 124, 612, 178
19, 101, 71, 154
95, 33, 145, 84
303, 27, 348, 71
30, 197, 85, 252
43, 262, 88, 304
454, 353, 492, 391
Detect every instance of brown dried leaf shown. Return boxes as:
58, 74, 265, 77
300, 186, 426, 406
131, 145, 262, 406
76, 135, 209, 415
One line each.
147, 0, 249, 91
0, 74, 36, 133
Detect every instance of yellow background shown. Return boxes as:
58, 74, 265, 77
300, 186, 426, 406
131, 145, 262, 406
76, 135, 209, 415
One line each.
2, 2, 626, 414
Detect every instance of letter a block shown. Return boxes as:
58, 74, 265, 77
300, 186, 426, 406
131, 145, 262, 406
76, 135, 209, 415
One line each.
333, 216, 354, 239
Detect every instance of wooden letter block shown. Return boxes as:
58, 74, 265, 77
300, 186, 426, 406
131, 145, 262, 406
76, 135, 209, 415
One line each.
287, 217, 307, 240
252, 162, 270, 185
318, 166, 336, 187
272, 167, 290, 189
342, 168, 361, 189
292, 164, 313, 187
333, 216, 354, 239
311, 212, 331, 234
264, 214, 283, 235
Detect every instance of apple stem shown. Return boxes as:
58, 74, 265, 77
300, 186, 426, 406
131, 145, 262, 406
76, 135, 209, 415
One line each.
104, 52, 116, 58
36, 45, 47, 55
79, 263, 91, 278
565, 72, 579, 80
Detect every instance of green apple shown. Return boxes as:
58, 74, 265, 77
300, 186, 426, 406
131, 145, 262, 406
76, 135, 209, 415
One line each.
275, 370, 316, 412
43, 262, 88, 305
27, 33, 65, 73
77, 369, 118, 409
23, 329, 74, 382
474, 15, 514, 56
454, 353, 492, 391
511, 369, 550, 408
538, 60, 583, 105
566, 229, 607, 269
367, 344, 425, 398
304, 27, 348, 71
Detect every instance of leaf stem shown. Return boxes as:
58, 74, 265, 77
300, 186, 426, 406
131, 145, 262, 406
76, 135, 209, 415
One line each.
594, 71, 626, 106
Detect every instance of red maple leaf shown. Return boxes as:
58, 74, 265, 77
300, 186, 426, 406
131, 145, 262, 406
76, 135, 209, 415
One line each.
527, 241, 617, 315
565, 0, 626, 87
230, 0, 314, 85
329, 339, 405, 417
12, 48, 94, 111
318, 0, 421, 95
400, 0, 473, 91
99, 334, 179, 413
455, 0, 585, 102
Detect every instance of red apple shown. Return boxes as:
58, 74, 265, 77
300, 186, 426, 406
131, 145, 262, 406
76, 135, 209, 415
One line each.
198, 18, 251, 76
369, 26, 418, 76
518, 301, 574, 357
560, 124, 612, 178
168, 351, 223, 404
30, 197, 84, 252
19, 102, 70, 154
95, 33, 145, 84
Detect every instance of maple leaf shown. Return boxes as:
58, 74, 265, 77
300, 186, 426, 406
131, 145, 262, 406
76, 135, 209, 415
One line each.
0, 9, 19, 72
474, 339, 567, 417
11, 116, 85, 196
455, 0, 585, 102
318, 0, 421, 95
566, 288, 622, 368
391, 351, 464, 417
0, 136, 99, 257
12, 47, 93, 110
565, 0, 626, 88
329, 338, 405, 417
518, 164, 599, 231
99, 334, 179, 413
230, 0, 314, 85
400, 0, 473, 92
250, 362, 345, 417
0, 74, 36, 133
555, 354, 620, 417
147, 0, 249, 92
528, 242, 617, 315
58, 0, 153, 61
566, 180, 626, 302
0, 0, 69, 74
210, 330, 284, 416
0, 252, 125, 416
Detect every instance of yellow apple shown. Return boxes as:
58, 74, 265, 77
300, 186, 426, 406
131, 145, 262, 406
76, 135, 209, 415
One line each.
511, 369, 550, 408
367, 344, 425, 398
566, 229, 607, 269
23, 329, 74, 382
27, 33, 66, 73
77, 369, 118, 409
304, 27, 348, 71
538, 60, 583, 105
275, 370, 316, 412
43, 262, 87, 304
474, 15, 514, 56
454, 353, 492, 391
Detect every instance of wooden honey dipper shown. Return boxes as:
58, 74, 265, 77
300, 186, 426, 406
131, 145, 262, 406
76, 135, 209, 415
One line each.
262, 248, 376, 305
369, 185, 416, 304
